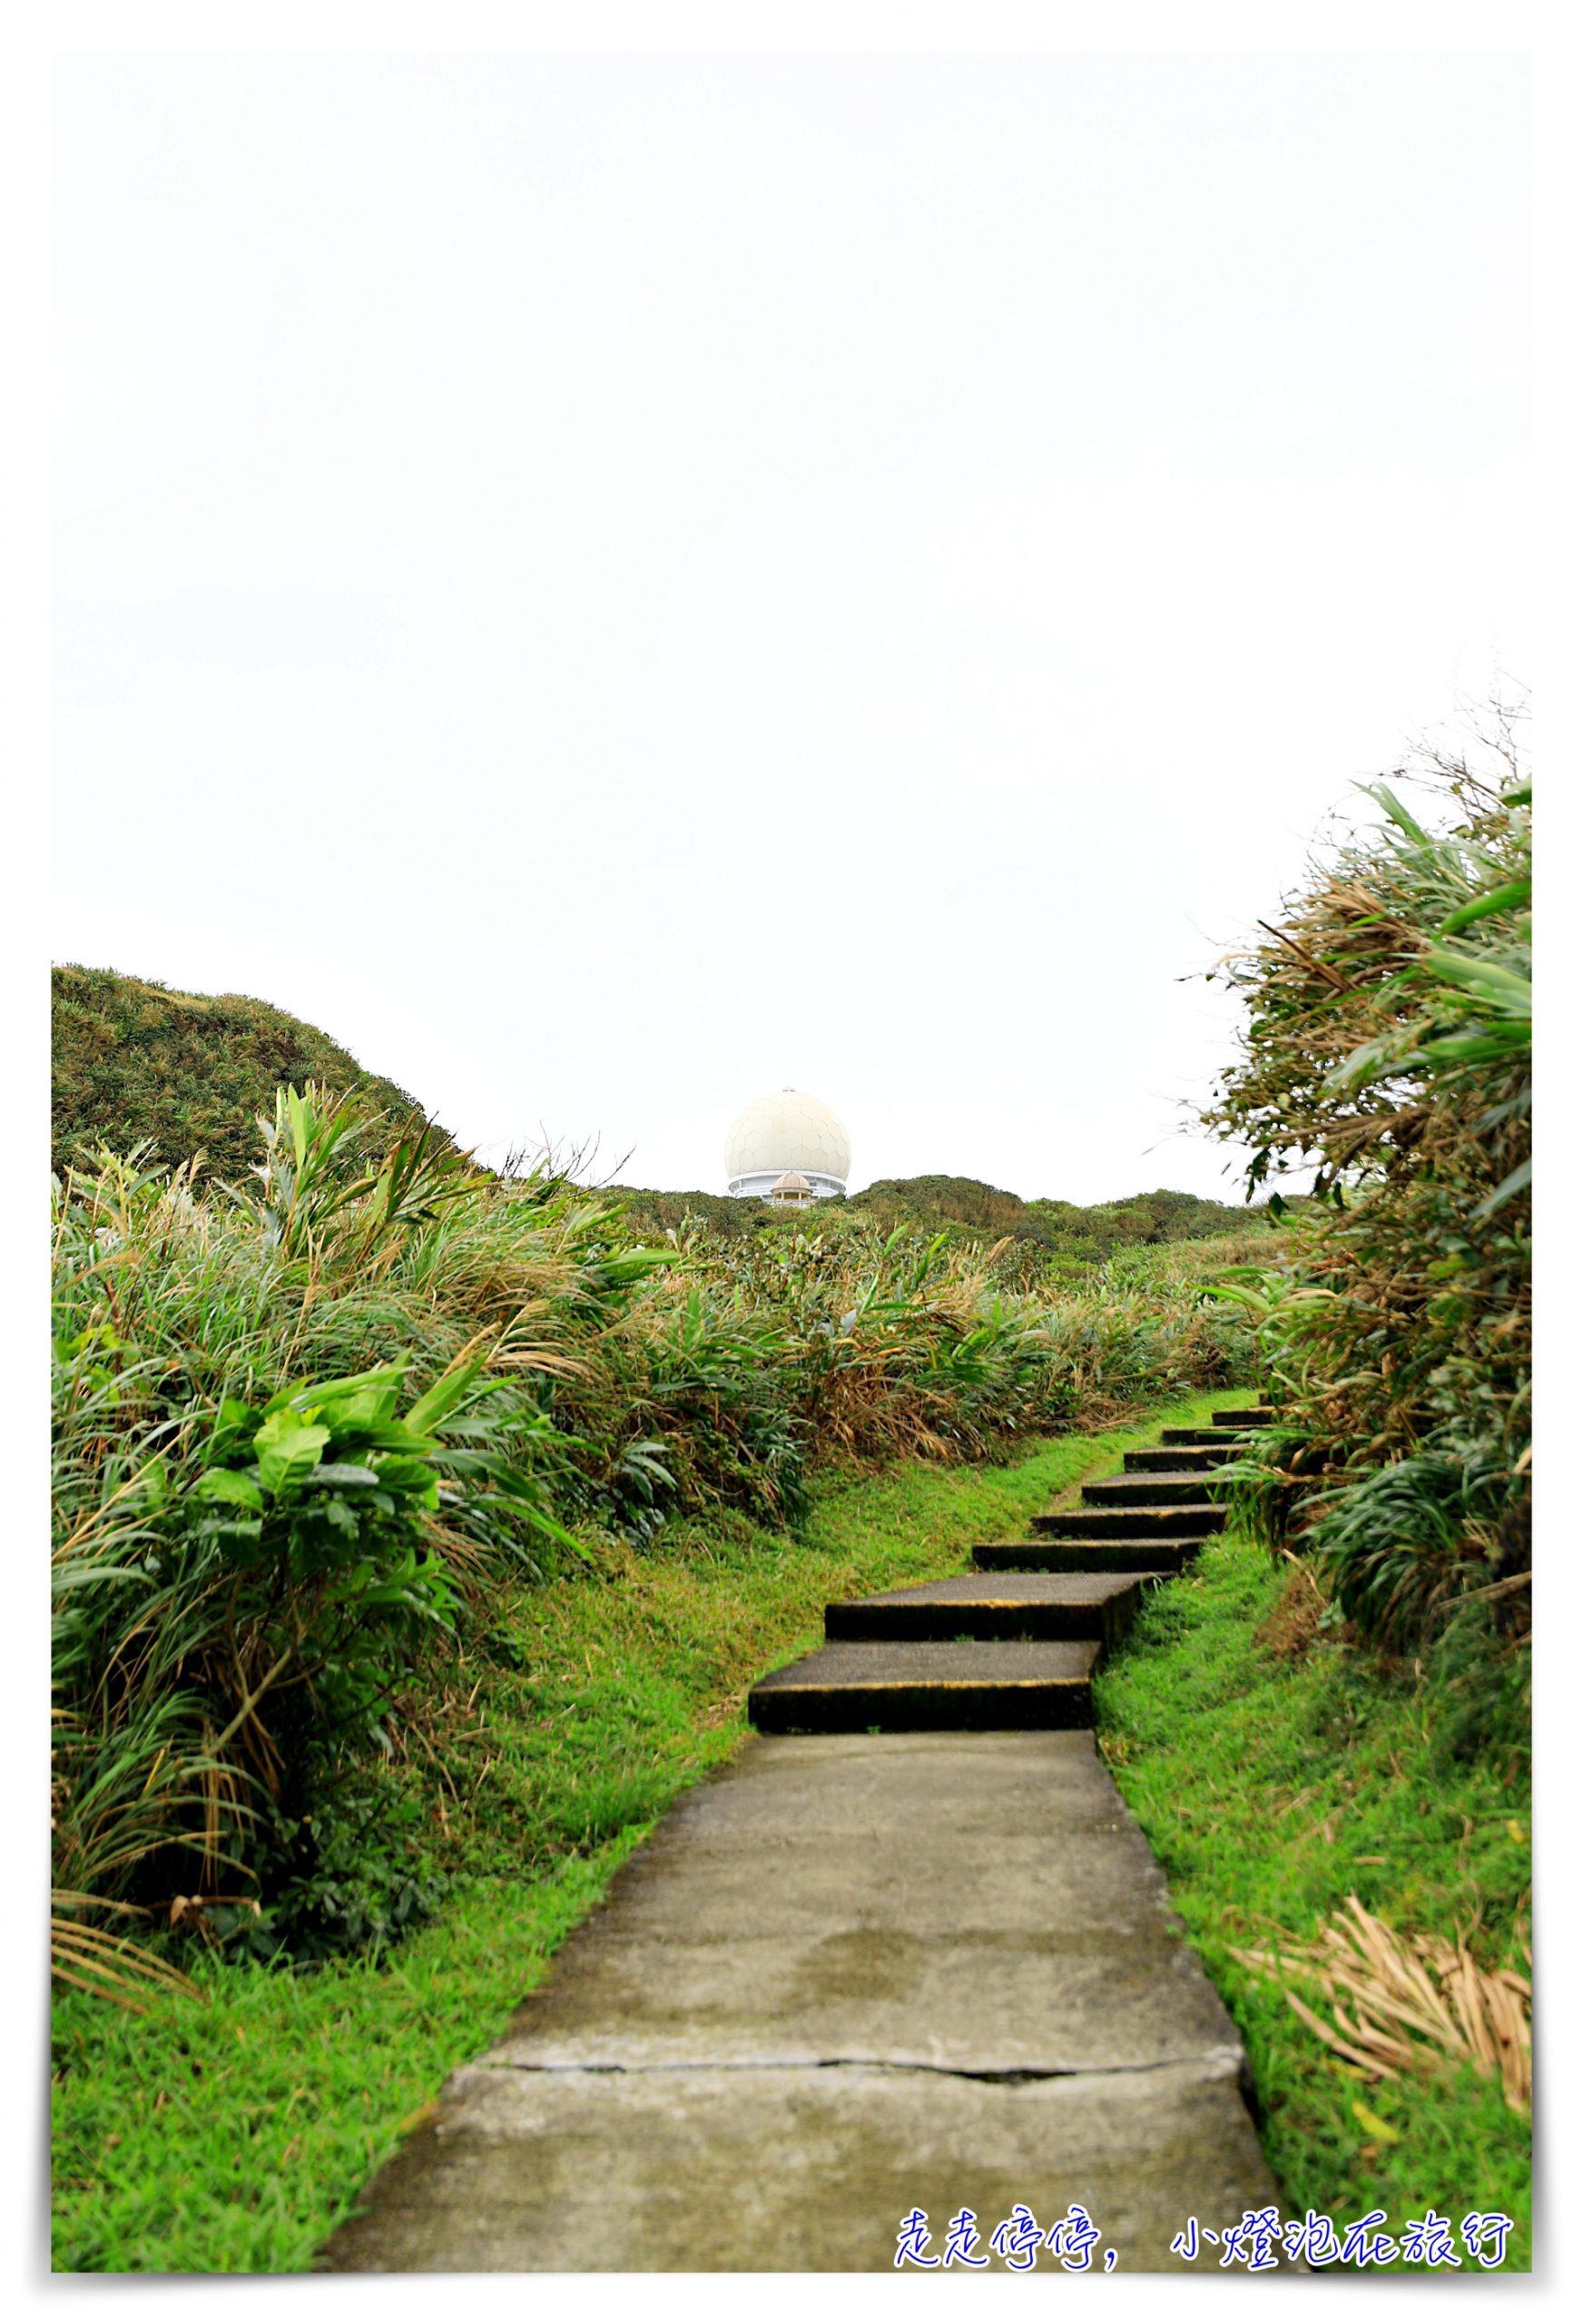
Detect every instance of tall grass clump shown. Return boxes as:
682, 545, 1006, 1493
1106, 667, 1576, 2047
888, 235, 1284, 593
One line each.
1203, 706, 1530, 1749
53, 1087, 1254, 1974
51, 1101, 615, 1968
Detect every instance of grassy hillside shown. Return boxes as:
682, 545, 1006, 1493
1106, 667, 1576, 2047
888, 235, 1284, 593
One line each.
50, 1400, 1231, 2274
52, 1080, 1254, 1981
52, 964, 439, 1179
52, 1424, 1527, 2273
1096, 1533, 1529, 2268
53, 970, 1259, 1270
615, 1174, 1263, 1265
855, 1176, 1257, 1259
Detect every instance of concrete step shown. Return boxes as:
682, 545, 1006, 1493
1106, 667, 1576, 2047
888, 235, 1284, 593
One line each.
748, 1640, 1100, 1733
974, 1538, 1203, 1576
1083, 1472, 1223, 1508
1161, 1426, 1256, 1447
320, 1732, 1289, 2272
1212, 1408, 1275, 1428
1124, 1444, 1234, 1474
1032, 1503, 1225, 1539
826, 1572, 1144, 1651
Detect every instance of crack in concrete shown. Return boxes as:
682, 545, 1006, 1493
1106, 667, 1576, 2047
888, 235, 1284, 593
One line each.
475, 2043, 1248, 2085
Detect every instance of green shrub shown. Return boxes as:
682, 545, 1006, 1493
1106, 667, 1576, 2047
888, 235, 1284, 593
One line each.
52, 1084, 1254, 1965
1204, 710, 1530, 1721
52, 964, 441, 1178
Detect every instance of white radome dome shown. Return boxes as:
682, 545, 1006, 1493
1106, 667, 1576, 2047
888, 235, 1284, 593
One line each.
725, 1089, 851, 1196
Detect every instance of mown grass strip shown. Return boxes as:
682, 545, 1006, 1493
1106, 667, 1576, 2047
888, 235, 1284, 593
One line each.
52, 1391, 1226, 2274
1093, 1531, 1531, 2271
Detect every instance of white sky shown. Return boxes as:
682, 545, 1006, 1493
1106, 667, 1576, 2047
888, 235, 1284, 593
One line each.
52, 48, 1529, 1204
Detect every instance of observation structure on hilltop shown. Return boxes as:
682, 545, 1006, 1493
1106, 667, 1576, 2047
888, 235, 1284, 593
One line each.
725, 1089, 850, 1206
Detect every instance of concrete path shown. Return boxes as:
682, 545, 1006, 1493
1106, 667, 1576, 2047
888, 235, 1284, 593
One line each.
321, 1728, 1283, 2271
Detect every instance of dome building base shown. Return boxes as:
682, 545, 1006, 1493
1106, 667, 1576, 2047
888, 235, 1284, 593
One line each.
723, 1089, 851, 1204
728, 1168, 845, 1203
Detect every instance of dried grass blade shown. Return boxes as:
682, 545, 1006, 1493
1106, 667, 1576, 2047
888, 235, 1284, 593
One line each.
1283, 1987, 1400, 2079
1324, 1966, 1464, 2051
1328, 2003, 1419, 2068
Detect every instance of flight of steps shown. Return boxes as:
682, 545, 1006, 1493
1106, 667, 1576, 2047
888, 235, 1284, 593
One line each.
748, 1406, 1273, 1734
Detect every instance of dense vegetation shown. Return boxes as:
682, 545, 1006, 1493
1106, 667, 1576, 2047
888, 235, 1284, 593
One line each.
1202, 714, 1531, 1755
1096, 1532, 1529, 2270
51, 965, 439, 1179
51, 715, 1532, 2274
52, 1080, 1257, 1977
616, 1173, 1256, 1281
54, 1428, 1529, 2273
854, 1176, 1254, 1260
51, 1411, 1223, 2272
54, 965, 1258, 1274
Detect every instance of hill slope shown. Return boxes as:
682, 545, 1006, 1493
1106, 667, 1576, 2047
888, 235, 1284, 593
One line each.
51, 965, 438, 1179
614, 1175, 1260, 1261
851, 1176, 1254, 1258
53, 968, 1262, 1261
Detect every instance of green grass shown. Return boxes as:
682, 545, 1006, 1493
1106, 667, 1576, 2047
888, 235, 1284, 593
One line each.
51, 1392, 1227, 2274
1093, 1531, 1531, 2271
51, 962, 440, 1178
61, 1396, 1524, 2276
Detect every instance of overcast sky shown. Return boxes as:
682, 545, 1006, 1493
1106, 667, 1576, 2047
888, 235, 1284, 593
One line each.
52, 50, 1528, 1204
